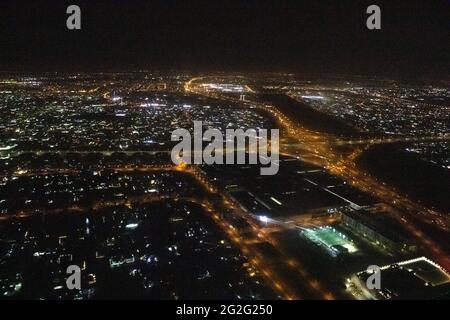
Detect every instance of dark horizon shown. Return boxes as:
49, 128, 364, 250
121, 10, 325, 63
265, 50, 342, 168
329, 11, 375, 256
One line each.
0, 0, 449, 77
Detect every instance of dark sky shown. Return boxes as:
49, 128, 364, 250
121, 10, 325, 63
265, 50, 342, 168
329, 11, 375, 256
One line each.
0, 0, 449, 77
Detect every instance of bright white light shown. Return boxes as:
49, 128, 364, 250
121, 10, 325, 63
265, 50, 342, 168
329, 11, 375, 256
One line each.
270, 197, 282, 205
125, 223, 139, 230
258, 215, 269, 223
343, 243, 358, 253
301, 95, 324, 100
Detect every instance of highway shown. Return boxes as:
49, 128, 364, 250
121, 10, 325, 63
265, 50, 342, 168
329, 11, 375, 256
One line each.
1, 76, 448, 299
185, 76, 450, 271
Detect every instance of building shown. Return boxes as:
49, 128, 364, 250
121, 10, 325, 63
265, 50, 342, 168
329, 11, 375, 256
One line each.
341, 207, 416, 253
350, 257, 450, 300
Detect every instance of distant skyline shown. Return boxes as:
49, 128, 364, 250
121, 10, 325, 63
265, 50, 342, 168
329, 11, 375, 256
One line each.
0, 0, 449, 77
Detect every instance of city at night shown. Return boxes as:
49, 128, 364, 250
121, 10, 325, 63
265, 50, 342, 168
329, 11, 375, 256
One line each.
0, 0, 449, 312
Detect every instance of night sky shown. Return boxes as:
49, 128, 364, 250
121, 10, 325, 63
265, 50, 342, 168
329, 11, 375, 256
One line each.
0, 0, 448, 76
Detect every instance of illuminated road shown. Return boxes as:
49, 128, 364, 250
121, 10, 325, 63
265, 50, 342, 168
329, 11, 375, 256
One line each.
1, 76, 448, 299
185, 76, 450, 270
190, 165, 336, 299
